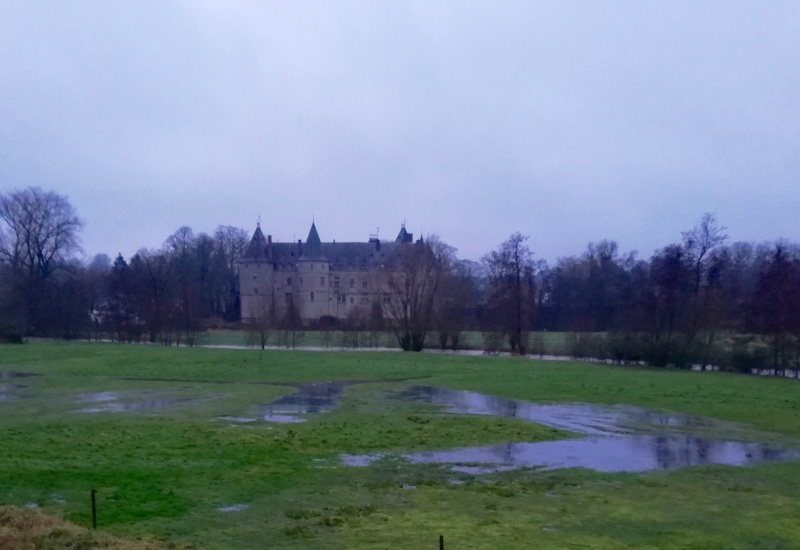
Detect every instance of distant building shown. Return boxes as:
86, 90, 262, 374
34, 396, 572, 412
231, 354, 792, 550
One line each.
238, 222, 418, 323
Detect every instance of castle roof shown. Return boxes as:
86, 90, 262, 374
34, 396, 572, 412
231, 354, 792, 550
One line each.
239, 223, 415, 270
395, 225, 413, 244
243, 224, 269, 261
299, 222, 327, 261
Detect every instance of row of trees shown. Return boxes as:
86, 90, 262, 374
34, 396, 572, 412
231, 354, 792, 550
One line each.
477, 215, 800, 372
0, 187, 248, 343
2, 188, 799, 373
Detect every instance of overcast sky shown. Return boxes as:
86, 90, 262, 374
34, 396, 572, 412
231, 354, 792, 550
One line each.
1, 1, 798, 264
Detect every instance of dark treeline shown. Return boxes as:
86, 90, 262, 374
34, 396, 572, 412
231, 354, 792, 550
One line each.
2, 188, 799, 374
0, 187, 247, 345
474, 215, 800, 374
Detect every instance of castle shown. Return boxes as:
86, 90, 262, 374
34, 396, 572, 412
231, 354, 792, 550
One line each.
239, 222, 419, 324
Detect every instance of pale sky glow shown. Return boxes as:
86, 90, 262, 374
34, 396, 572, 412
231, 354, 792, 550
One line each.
1, 2, 798, 264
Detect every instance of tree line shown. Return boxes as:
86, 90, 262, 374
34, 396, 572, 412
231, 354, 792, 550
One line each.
0, 188, 247, 344
1, 187, 799, 374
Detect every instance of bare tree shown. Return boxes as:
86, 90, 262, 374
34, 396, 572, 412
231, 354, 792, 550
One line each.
682, 212, 728, 296
381, 236, 450, 351
0, 187, 83, 277
245, 293, 275, 350
211, 225, 248, 321
681, 213, 729, 358
482, 233, 535, 354
0, 187, 83, 335
129, 248, 174, 344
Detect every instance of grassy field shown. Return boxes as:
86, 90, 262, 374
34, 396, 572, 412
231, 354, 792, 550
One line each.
1, 342, 800, 549
200, 329, 571, 354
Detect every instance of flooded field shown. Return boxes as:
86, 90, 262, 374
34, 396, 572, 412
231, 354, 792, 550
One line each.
0, 371, 39, 379
0, 384, 24, 402
73, 389, 223, 413
341, 386, 799, 473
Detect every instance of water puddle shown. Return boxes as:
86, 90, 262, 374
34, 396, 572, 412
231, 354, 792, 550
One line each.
0, 371, 39, 379
258, 381, 359, 423
0, 384, 25, 402
340, 386, 799, 474
343, 435, 798, 473
217, 504, 248, 512
74, 390, 222, 413
391, 386, 728, 437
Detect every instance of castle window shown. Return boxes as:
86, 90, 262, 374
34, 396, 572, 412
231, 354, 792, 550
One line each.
350, 296, 354, 304
361, 296, 368, 304
252, 275, 257, 280
361, 280, 368, 289
349, 278, 355, 287
320, 276, 325, 287
299, 276, 303, 285
334, 280, 340, 288
286, 277, 292, 286
254, 288, 259, 294
310, 291, 315, 302
285, 292, 292, 303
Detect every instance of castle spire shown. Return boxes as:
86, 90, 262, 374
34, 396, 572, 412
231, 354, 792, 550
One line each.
299, 221, 327, 261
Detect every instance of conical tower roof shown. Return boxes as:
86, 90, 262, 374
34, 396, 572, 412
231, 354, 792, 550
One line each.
299, 222, 327, 261
395, 224, 413, 244
242, 224, 269, 261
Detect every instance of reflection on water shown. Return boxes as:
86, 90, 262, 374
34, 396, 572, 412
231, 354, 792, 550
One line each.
340, 386, 799, 474
0, 384, 24, 402
75, 391, 120, 403
217, 504, 248, 512
0, 371, 38, 379
74, 390, 221, 413
394, 386, 726, 436
259, 381, 351, 423
343, 435, 798, 473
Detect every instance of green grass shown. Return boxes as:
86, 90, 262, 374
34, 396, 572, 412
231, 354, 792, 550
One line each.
201, 328, 571, 354
2, 342, 800, 549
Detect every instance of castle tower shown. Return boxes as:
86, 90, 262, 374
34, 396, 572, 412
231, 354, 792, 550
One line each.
297, 222, 330, 320
238, 222, 275, 322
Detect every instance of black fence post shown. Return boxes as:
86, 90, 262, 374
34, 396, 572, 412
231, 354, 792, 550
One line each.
439, 534, 444, 549
91, 489, 97, 529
